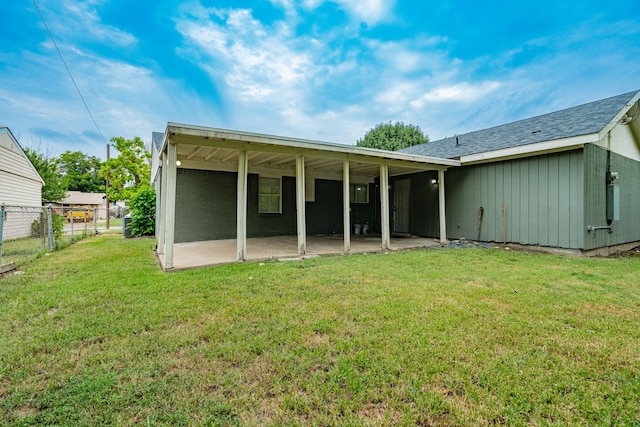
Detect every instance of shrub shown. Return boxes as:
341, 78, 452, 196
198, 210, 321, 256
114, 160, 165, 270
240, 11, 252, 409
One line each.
129, 187, 155, 237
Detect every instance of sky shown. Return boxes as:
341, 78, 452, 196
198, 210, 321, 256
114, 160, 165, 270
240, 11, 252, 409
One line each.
1, 0, 639, 160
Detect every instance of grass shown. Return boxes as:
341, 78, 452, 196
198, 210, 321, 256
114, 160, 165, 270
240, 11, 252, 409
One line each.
0, 235, 639, 426
0, 236, 48, 267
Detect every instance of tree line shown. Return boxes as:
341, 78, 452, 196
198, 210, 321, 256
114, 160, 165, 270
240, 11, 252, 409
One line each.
24, 136, 155, 237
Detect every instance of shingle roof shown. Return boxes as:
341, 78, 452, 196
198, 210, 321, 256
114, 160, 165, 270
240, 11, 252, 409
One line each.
61, 191, 106, 205
401, 90, 639, 159
152, 132, 164, 151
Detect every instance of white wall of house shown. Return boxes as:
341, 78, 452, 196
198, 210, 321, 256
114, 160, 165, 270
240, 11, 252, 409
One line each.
598, 119, 640, 162
0, 128, 43, 207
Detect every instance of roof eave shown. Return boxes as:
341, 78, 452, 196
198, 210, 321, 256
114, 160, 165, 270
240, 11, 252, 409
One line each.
164, 123, 460, 168
459, 133, 598, 165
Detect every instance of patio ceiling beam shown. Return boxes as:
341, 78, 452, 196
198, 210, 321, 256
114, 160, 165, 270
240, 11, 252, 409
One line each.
166, 124, 459, 168
305, 158, 340, 168
204, 148, 219, 161
187, 146, 203, 159
251, 153, 281, 166
221, 152, 237, 162
272, 156, 295, 166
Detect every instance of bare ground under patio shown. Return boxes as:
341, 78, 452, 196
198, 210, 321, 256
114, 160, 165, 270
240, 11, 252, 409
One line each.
157, 234, 441, 270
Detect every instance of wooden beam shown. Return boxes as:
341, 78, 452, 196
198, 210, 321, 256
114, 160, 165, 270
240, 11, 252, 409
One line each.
187, 146, 203, 159
164, 142, 178, 270
438, 169, 447, 244
222, 151, 237, 162
272, 156, 295, 166
237, 150, 248, 261
343, 160, 351, 252
379, 164, 391, 250
204, 148, 219, 161
296, 155, 307, 255
251, 153, 280, 166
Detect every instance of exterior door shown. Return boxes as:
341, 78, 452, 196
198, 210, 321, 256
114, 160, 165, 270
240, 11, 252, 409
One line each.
393, 179, 411, 233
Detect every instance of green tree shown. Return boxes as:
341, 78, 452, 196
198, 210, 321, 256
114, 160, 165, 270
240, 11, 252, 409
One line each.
57, 150, 104, 193
356, 121, 429, 151
100, 136, 151, 202
24, 148, 67, 203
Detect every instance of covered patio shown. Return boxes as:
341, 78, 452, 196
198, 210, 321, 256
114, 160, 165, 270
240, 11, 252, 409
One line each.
158, 234, 441, 270
154, 124, 460, 271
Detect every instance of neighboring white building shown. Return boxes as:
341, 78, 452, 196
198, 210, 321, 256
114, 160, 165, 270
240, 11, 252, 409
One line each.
0, 126, 45, 239
0, 127, 44, 207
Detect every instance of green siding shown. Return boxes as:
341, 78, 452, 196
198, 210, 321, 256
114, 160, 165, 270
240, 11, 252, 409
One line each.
175, 169, 239, 243
173, 170, 379, 243
416, 150, 585, 249
583, 145, 640, 250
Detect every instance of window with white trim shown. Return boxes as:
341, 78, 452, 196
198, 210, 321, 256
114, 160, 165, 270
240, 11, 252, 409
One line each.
349, 183, 369, 203
259, 176, 282, 213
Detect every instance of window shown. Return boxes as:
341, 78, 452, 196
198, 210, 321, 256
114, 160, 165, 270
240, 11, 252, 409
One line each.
350, 183, 368, 204
259, 177, 281, 213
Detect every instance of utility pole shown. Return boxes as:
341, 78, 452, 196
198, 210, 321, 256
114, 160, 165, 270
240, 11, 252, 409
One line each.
106, 143, 110, 229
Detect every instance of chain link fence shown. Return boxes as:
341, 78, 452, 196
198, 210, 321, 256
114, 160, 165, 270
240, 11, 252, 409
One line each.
0, 205, 53, 272
1, 205, 127, 272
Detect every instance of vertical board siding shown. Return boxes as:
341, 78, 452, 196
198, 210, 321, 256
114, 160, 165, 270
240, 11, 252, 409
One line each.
538, 156, 549, 246
548, 155, 560, 247
503, 162, 512, 243
505, 160, 522, 242
569, 152, 582, 248
432, 150, 584, 249
583, 144, 640, 250
528, 158, 540, 245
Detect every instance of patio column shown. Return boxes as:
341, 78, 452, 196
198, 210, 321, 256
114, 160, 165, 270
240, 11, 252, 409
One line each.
296, 155, 307, 255
343, 160, 351, 252
438, 169, 447, 243
379, 164, 391, 250
237, 150, 248, 261
157, 152, 167, 254
164, 141, 177, 270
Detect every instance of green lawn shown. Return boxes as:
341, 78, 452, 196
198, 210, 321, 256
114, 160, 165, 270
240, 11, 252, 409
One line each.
1, 235, 639, 426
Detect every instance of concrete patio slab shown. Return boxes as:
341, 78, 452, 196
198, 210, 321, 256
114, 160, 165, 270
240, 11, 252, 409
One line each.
158, 234, 441, 271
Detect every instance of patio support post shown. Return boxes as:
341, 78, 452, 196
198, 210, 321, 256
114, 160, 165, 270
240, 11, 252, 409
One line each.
237, 150, 248, 261
438, 169, 447, 243
158, 152, 167, 254
295, 155, 307, 255
164, 141, 178, 270
343, 160, 351, 252
379, 164, 391, 250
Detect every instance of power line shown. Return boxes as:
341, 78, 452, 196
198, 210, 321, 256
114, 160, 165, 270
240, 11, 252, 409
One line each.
32, 0, 108, 145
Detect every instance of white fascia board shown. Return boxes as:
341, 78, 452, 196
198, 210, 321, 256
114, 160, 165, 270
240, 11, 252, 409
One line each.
165, 123, 460, 168
599, 90, 640, 138
460, 133, 598, 165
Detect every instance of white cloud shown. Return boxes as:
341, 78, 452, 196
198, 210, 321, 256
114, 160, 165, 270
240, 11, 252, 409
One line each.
54, 0, 137, 47
334, 0, 392, 24
411, 81, 502, 107
302, 0, 394, 25
176, 5, 314, 106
